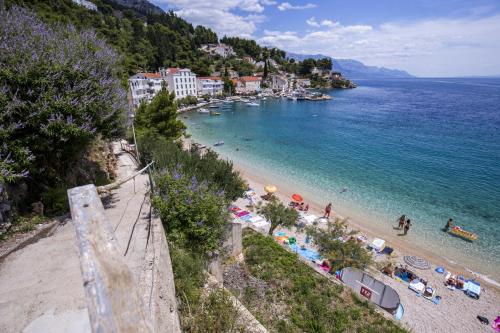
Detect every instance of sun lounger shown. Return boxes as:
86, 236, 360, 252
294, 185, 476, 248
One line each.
463, 280, 481, 299
302, 214, 318, 224
249, 215, 265, 223
409, 279, 425, 293
370, 238, 385, 252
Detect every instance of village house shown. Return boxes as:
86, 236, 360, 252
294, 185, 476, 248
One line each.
159, 67, 197, 99
128, 72, 166, 109
270, 74, 289, 92
197, 76, 223, 96
311, 67, 331, 76
242, 56, 256, 65
234, 76, 262, 94
200, 43, 235, 58
330, 71, 342, 79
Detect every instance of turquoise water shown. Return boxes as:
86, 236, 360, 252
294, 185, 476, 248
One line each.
185, 78, 500, 281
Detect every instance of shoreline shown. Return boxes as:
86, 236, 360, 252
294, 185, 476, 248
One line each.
185, 136, 500, 292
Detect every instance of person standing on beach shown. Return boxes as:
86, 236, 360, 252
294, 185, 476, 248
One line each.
324, 203, 332, 218
398, 215, 406, 229
403, 219, 412, 235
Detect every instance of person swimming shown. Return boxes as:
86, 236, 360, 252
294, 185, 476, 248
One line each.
398, 215, 406, 229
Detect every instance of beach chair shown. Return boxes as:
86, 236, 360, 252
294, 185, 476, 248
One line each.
463, 280, 481, 299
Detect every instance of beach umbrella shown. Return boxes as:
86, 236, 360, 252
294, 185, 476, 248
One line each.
291, 193, 303, 202
264, 185, 277, 194
404, 255, 431, 270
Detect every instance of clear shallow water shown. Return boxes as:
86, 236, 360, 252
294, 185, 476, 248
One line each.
185, 78, 500, 281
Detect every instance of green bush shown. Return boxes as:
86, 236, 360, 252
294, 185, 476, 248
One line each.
41, 187, 69, 216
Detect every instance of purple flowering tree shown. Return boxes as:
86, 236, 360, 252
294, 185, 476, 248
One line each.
0, 6, 127, 184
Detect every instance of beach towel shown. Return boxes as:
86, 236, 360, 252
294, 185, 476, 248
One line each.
236, 211, 249, 217
492, 316, 500, 332
288, 243, 321, 262
370, 238, 385, 252
249, 216, 265, 223
409, 279, 425, 293
382, 246, 394, 255
275, 231, 286, 237
433, 295, 441, 305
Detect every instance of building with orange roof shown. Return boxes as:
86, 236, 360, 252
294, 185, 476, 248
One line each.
234, 76, 262, 94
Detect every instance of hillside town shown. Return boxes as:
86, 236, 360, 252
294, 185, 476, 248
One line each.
128, 42, 356, 108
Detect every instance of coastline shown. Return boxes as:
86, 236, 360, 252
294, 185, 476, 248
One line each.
185, 136, 500, 292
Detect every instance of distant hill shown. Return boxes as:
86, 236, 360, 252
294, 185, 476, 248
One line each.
286, 52, 415, 79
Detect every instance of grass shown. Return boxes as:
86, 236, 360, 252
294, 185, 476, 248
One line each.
170, 245, 246, 332
0, 214, 47, 241
232, 229, 408, 333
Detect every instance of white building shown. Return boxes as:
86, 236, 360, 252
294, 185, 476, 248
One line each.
128, 72, 166, 109
72, 0, 97, 10
270, 74, 289, 92
197, 77, 223, 96
200, 43, 235, 58
234, 76, 262, 94
160, 68, 197, 99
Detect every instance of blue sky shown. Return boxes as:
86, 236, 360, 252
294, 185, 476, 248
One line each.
150, 0, 500, 77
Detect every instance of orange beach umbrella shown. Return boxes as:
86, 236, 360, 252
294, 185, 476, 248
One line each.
291, 193, 303, 202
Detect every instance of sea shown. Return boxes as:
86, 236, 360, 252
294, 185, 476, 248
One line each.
184, 78, 500, 283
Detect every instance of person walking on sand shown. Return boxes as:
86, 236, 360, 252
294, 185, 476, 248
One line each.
403, 219, 412, 235
397, 215, 406, 229
324, 203, 332, 218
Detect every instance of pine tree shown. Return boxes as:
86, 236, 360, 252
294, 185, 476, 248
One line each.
263, 60, 268, 79
135, 87, 186, 140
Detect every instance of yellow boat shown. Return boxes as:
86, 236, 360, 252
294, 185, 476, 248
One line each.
448, 226, 478, 242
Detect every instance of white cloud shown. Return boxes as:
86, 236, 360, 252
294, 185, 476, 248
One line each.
306, 17, 320, 27
260, 0, 277, 5
151, 0, 266, 36
277, 2, 316, 11
258, 15, 500, 76
320, 19, 338, 28
307, 17, 339, 28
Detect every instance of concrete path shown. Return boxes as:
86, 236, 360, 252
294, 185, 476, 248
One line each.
0, 142, 179, 333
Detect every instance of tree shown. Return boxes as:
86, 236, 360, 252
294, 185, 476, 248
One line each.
306, 219, 372, 271
0, 6, 126, 186
299, 58, 316, 75
263, 60, 269, 79
135, 87, 186, 140
257, 198, 299, 235
223, 78, 235, 95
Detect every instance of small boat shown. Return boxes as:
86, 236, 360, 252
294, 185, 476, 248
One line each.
210, 112, 221, 116
448, 226, 478, 242
223, 99, 234, 103
246, 102, 259, 107
209, 104, 220, 108
197, 108, 210, 113
240, 98, 250, 103
214, 141, 224, 146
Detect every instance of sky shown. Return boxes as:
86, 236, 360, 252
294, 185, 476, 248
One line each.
149, 0, 500, 77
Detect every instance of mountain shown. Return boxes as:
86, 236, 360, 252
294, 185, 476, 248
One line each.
104, 0, 164, 15
286, 52, 415, 79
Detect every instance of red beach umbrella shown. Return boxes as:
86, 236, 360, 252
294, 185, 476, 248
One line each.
291, 193, 303, 202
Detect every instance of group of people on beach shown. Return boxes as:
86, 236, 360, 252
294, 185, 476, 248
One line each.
290, 201, 309, 212
397, 215, 455, 235
396, 215, 412, 235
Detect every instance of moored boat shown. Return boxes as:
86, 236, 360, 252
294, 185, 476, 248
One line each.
197, 108, 210, 113
246, 102, 259, 106
214, 141, 224, 146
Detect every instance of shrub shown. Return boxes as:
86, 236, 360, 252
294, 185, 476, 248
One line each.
0, 6, 127, 186
41, 187, 69, 216
152, 167, 230, 254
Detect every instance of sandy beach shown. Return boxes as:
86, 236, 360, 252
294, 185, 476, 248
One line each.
185, 138, 500, 332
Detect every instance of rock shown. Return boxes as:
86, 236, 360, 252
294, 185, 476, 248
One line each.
31, 201, 44, 216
